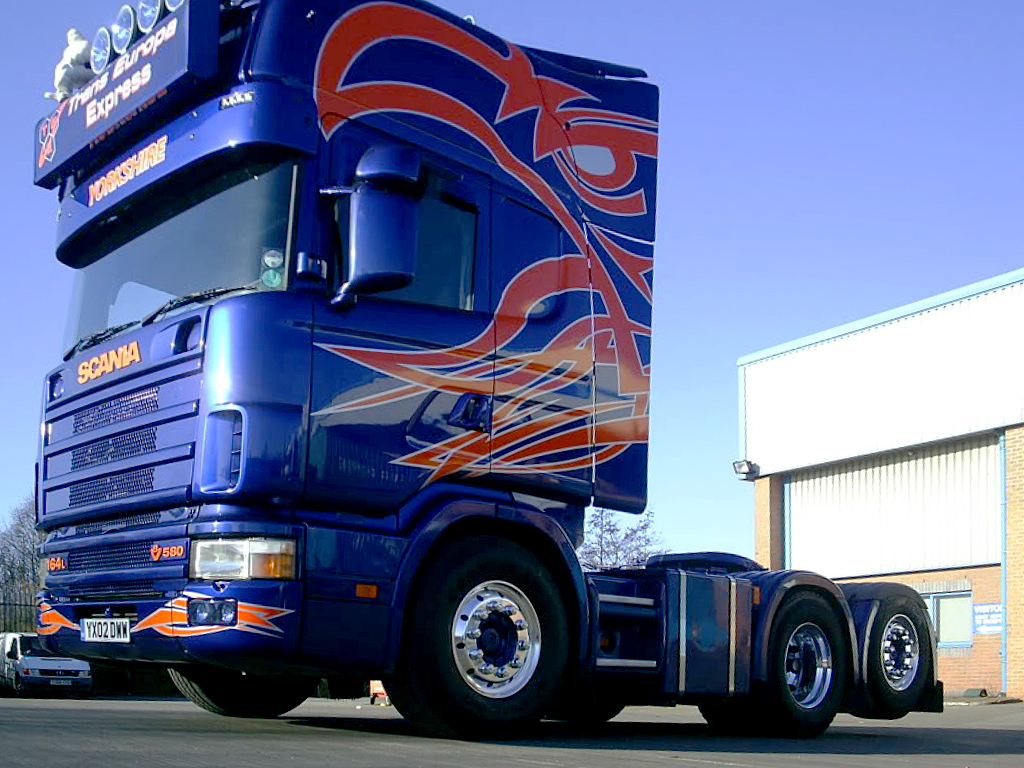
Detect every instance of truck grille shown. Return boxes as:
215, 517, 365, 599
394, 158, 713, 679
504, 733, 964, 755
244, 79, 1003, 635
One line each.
67, 581, 160, 602
74, 387, 159, 435
74, 511, 162, 536
69, 467, 155, 508
68, 541, 158, 572
71, 427, 158, 472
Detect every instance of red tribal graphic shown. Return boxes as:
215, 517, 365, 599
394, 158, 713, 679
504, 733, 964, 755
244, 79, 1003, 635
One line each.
314, 1, 657, 485
37, 100, 68, 169
37, 601, 80, 636
132, 592, 292, 638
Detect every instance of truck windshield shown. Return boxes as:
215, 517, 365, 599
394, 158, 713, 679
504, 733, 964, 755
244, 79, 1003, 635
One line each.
62, 158, 297, 350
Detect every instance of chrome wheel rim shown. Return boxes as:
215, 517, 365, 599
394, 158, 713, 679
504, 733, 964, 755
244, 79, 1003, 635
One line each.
784, 622, 834, 709
880, 614, 920, 692
451, 580, 540, 699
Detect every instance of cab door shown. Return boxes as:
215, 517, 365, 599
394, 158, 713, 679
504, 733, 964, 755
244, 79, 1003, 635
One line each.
488, 192, 594, 503
307, 142, 493, 515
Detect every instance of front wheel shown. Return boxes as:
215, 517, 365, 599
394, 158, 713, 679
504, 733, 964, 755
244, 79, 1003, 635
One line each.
761, 591, 849, 738
385, 536, 569, 737
168, 667, 316, 718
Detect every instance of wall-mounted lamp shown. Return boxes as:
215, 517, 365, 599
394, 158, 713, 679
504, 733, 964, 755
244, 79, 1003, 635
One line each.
732, 460, 759, 481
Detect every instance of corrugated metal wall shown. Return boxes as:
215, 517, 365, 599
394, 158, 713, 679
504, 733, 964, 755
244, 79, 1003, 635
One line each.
742, 281, 1024, 475
787, 434, 1001, 578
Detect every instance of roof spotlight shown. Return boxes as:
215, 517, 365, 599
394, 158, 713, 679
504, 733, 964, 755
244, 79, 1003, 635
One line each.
136, 0, 163, 34
111, 5, 138, 55
91, 27, 112, 74
164, 0, 188, 12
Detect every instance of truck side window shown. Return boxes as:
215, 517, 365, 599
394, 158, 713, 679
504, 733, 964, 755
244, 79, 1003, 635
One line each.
382, 174, 478, 311
492, 196, 562, 316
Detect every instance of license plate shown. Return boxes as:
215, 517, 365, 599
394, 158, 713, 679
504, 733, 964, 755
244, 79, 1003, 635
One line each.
80, 617, 131, 643
50, 679, 73, 686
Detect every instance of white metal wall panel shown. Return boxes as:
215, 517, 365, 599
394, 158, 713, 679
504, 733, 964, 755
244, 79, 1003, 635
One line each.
787, 434, 1001, 578
742, 281, 1024, 475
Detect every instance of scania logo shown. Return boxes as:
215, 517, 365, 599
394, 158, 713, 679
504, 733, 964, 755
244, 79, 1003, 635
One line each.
76, 341, 142, 384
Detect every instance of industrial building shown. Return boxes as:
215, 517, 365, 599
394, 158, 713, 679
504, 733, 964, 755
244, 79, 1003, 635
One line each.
737, 267, 1024, 697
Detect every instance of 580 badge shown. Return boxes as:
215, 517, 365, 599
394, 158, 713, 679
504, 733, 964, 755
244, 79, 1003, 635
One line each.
150, 543, 186, 562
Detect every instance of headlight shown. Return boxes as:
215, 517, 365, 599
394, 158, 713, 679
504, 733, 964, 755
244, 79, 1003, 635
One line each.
136, 0, 162, 33
91, 27, 112, 74
165, 0, 187, 11
111, 5, 138, 55
78, 670, 90, 678
190, 538, 296, 581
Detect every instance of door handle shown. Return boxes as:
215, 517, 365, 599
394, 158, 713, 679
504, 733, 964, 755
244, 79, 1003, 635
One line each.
447, 393, 491, 432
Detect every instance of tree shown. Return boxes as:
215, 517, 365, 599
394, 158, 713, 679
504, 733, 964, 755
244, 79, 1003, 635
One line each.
0, 496, 41, 632
577, 507, 665, 570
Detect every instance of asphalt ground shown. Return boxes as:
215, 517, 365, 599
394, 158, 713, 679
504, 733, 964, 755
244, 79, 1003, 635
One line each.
0, 696, 1022, 768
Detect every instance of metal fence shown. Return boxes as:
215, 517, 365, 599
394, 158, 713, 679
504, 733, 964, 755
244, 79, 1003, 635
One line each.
0, 592, 37, 633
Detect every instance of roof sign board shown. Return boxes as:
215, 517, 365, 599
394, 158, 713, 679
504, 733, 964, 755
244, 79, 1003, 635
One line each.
34, 0, 217, 190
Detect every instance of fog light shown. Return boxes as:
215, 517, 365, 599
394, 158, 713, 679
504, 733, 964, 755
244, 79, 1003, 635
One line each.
187, 598, 238, 626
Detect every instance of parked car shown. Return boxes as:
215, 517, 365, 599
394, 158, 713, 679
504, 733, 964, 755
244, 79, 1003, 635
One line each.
0, 632, 91, 697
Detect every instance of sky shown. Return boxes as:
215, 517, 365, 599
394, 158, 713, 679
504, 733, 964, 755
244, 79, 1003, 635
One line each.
2, 1, 1023, 558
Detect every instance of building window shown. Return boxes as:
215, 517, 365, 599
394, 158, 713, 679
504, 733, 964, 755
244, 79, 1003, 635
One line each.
921, 592, 973, 647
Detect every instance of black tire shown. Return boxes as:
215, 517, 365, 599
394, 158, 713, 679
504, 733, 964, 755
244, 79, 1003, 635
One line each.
168, 667, 316, 718
761, 591, 849, 738
863, 597, 932, 718
385, 536, 569, 738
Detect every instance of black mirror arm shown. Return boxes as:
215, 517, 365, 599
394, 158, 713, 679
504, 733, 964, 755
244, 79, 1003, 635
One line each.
330, 282, 357, 310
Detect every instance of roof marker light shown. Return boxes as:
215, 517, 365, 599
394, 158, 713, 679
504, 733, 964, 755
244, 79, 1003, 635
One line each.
111, 5, 138, 55
90, 27, 112, 75
136, 0, 162, 34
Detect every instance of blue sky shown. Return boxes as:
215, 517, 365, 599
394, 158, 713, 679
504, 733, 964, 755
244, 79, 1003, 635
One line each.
2, 1, 1023, 558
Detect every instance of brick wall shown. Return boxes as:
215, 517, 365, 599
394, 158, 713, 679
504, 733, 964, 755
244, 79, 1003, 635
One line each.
1005, 426, 1024, 697
836, 565, 1003, 695
753, 475, 784, 569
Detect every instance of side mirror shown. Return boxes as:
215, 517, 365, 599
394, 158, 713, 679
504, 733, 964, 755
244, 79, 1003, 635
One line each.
330, 145, 422, 308
7, 648, 17, 660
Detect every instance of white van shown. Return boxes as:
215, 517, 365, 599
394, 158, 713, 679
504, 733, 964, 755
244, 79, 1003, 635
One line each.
0, 632, 92, 696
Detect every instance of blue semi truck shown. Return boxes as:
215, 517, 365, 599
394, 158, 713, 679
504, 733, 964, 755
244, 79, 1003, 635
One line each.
32, 0, 941, 737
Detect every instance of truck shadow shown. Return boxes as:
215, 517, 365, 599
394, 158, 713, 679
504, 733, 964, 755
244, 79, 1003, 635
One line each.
286, 715, 1024, 756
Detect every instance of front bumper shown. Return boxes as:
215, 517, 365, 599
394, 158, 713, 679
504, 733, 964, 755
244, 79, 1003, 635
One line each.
38, 580, 302, 669
19, 675, 92, 692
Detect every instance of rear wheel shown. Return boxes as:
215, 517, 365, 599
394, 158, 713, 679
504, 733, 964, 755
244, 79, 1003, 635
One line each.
168, 667, 316, 718
385, 536, 569, 737
863, 597, 932, 718
761, 591, 848, 738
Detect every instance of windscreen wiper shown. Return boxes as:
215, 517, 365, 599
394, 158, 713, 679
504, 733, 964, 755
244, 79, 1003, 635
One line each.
140, 284, 256, 327
63, 321, 139, 361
